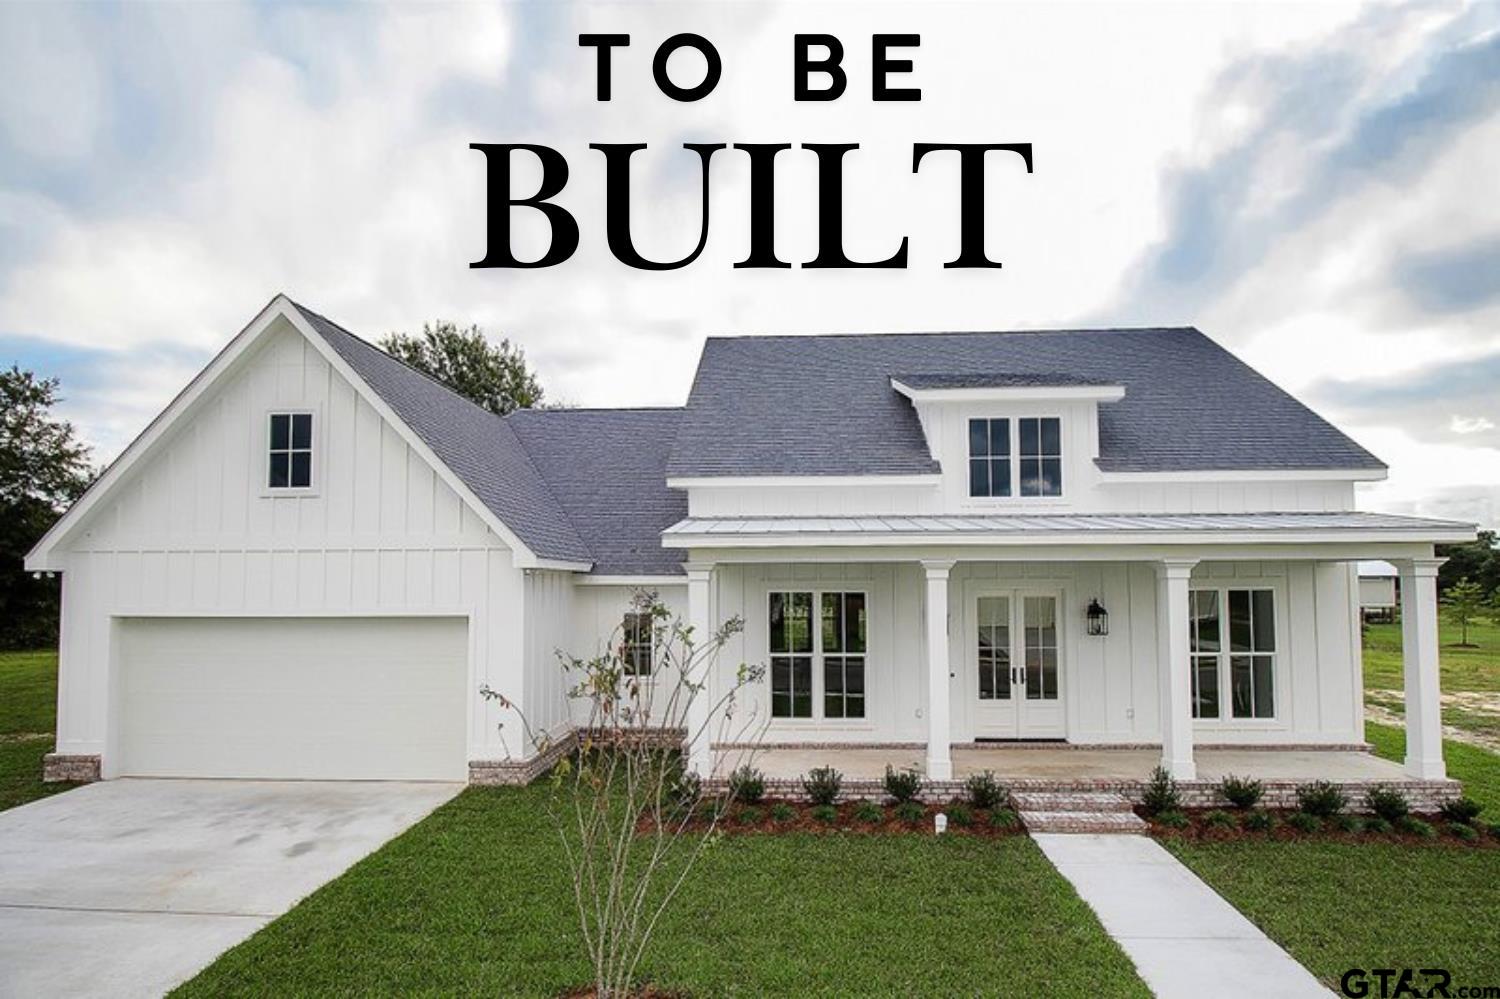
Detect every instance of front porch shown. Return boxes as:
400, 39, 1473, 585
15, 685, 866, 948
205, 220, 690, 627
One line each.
712, 744, 1460, 810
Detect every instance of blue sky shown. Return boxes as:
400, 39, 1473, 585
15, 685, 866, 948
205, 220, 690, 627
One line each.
1, 1, 1497, 527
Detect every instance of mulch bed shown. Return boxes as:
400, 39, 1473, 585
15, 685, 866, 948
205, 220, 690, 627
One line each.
1140, 807, 1499, 847
646, 800, 1027, 838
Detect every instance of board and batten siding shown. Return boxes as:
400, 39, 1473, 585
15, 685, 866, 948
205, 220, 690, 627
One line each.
707, 559, 1363, 747
51, 323, 534, 770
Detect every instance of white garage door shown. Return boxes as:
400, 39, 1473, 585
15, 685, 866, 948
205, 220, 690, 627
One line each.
118, 616, 468, 780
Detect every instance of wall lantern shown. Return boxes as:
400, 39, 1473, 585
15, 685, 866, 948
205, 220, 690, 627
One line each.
1086, 598, 1109, 637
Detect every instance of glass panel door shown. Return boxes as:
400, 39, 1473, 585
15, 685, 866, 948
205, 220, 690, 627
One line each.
1023, 596, 1059, 701
976, 596, 1011, 701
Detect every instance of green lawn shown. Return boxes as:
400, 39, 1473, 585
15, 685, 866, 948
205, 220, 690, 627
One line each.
1169, 724, 1500, 989
1363, 618, 1500, 692
0, 649, 76, 812
182, 784, 1149, 997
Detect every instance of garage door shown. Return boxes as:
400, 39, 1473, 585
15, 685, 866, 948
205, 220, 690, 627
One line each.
118, 616, 468, 780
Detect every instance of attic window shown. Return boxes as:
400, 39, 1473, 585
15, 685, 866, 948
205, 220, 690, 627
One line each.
268, 412, 314, 490
968, 417, 1062, 498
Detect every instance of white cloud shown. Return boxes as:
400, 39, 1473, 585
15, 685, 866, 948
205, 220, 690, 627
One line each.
1451, 414, 1497, 435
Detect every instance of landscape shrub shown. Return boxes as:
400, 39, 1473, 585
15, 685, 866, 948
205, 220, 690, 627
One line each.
769, 802, 797, 823
1202, 810, 1238, 830
853, 801, 883, 825
946, 804, 974, 828
988, 808, 1020, 830
1286, 812, 1324, 834
1332, 814, 1363, 834
883, 765, 922, 804
810, 804, 839, 825
736, 806, 764, 826
1141, 766, 1181, 815
1365, 785, 1409, 823
1153, 809, 1189, 829
1295, 781, 1347, 818
1217, 775, 1264, 810
728, 766, 765, 805
801, 766, 843, 806
1395, 815, 1436, 839
1449, 822, 1479, 842
1243, 809, 1276, 833
1438, 797, 1483, 826
964, 771, 1007, 810
893, 801, 926, 824
1363, 817, 1393, 835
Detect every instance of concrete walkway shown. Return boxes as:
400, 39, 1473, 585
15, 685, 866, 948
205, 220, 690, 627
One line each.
1034, 834, 1330, 998
0, 779, 461, 998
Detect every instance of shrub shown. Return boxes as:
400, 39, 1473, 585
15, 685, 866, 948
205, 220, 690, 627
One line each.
1217, 775, 1264, 810
1203, 809, 1238, 830
1365, 785, 1409, 823
810, 804, 839, 825
1450, 822, 1479, 842
667, 767, 702, 814
1153, 809, 1189, 829
947, 803, 974, 828
965, 771, 1007, 810
1286, 812, 1324, 834
989, 807, 1020, 830
1141, 766, 1181, 816
883, 765, 923, 804
1439, 797, 1483, 826
1363, 817, 1393, 836
893, 801, 926, 824
737, 806, 764, 826
728, 766, 765, 805
1295, 781, 1347, 818
853, 800, 884, 825
1395, 815, 1436, 839
1243, 809, 1276, 833
769, 802, 797, 823
802, 766, 843, 806
1333, 814, 1363, 834
1487, 821, 1500, 841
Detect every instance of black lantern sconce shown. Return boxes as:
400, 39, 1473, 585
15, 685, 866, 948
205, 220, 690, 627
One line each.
1086, 598, 1109, 637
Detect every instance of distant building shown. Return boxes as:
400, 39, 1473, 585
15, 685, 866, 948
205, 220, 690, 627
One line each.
1359, 560, 1399, 623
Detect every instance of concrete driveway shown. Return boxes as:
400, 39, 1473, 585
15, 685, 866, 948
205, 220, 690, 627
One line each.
0, 779, 461, 998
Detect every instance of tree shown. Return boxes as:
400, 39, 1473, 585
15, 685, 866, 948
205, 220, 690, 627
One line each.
1438, 529, 1499, 600
1442, 577, 1486, 648
379, 321, 543, 415
1, 368, 94, 649
482, 591, 766, 998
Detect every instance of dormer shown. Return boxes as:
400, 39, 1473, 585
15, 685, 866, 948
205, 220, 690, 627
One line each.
889, 373, 1126, 510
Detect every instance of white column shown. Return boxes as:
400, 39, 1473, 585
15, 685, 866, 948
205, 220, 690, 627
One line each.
923, 560, 956, 780
1155, 559, 1199, 779
1397, 557, 1446, 780
684, 562, 715, 776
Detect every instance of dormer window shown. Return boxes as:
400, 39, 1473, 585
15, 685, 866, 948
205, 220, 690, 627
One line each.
268, 412, 313, 490
968, 416, 1062, 498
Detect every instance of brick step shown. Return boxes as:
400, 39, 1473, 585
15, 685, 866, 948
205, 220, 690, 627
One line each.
1010, 791, 1135, 813
1020, 810, 1148, 834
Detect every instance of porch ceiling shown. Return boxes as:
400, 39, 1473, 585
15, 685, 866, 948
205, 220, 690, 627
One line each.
662, 510, 1475, 550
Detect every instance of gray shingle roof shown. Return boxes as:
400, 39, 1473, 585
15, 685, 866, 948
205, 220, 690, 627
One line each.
293, 303, 594, 565
893, 372, 1118, 389
667, 329, 1386, 477
507, 408, 687, 576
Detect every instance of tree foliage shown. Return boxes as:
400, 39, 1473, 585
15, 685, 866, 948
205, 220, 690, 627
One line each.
1, 367, 94, 649
1438, 529, 1499, 600
1442, 577, 1486, 647
378, 321, 543, 416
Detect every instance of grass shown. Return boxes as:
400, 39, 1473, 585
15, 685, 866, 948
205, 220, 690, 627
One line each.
1170, 722, 1500, 989
1363, 618, 1500, 692
181, 784, 1149, 997
0, 649, 75, 812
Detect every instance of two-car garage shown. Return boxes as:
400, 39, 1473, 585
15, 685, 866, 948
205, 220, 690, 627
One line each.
115, 616, 469, 781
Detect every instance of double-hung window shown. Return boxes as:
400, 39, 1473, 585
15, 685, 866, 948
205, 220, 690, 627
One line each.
968, 416, 1062, 498
267, 412, 314, 490
1189, 587, 1276, 720
621, 612, 653, 676
769, 590, 866, 720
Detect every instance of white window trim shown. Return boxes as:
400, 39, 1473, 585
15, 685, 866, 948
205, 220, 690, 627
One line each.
260, 408, 320, 497
1188, 584, 1281, 726
621, 610, 654, 677
964, 413, 1066, 504
766, 588, 871, 726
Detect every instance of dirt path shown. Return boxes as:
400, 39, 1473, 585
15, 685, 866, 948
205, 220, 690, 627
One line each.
1366, 688, 1500, 754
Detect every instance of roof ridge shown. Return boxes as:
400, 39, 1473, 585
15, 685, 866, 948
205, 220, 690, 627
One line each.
507, 405, 684, 416
703, 326, 1200, 342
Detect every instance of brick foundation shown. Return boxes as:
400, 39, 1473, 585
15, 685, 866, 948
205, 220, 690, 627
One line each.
469, 731, 579, 786
42, 753, 101, 783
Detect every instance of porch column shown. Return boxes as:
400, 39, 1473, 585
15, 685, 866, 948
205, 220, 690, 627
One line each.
684, 562, 715, 776
1397, 557, 1446, 780
923, 560, 956, 780
1155, 558, 1199, 779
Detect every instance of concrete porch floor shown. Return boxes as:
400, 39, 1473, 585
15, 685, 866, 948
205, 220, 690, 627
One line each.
728, 745, 1408, 782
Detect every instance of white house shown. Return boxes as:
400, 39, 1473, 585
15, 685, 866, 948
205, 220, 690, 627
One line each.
27, 296, 1475, 793
1358, 560, 1399, 623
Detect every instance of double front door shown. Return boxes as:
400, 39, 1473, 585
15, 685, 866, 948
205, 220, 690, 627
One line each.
969, 591, 1065, 739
